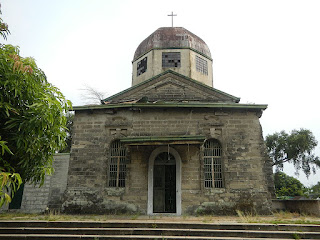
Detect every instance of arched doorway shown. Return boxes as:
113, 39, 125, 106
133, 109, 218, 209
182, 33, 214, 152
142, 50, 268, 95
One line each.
147, 146, 181, 215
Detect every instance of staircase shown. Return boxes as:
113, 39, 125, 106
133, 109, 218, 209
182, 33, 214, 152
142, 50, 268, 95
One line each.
0, 220, 319, 239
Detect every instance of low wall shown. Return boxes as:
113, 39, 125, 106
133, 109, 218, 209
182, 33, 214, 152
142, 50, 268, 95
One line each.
0, 153, 70, 213
272, 199, 320, 216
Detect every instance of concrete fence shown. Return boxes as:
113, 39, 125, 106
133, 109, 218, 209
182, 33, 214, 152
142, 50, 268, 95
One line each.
272, 199, 320, 216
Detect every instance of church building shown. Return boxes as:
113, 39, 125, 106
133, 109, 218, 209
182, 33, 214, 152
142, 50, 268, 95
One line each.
61, 27, 274, 215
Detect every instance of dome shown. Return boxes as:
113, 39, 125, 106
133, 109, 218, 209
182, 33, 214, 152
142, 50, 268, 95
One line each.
133, 27, 211, 61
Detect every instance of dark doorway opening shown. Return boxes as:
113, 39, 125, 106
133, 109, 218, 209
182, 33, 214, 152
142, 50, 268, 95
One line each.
9, 184, 24, 209
153, 152, 176, 213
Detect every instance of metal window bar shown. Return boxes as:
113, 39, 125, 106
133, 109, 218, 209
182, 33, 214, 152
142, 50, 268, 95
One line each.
109, 140, 126, 187
196, 55, 208, 75
137, 57, 147, 76
204, 140, 223, 188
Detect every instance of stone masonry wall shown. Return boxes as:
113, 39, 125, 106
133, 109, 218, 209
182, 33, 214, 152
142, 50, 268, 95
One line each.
63, 107, 273, 215
19, 177, 51, 213
48, 153, 70, 211
0, 154, 70, 213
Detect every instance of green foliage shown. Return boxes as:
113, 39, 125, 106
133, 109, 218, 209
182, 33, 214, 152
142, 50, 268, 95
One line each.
266, 129, 320, 177
0, 171, 22, 206
274, 172, 306, 198
0, 136, 22, 205
59, 112, 74, 153
0, 4, 9, 40
0, 44, 71, 206
309, 181, 320, 199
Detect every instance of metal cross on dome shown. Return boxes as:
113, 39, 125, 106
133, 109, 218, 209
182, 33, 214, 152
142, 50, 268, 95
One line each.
168, 11, 177, 27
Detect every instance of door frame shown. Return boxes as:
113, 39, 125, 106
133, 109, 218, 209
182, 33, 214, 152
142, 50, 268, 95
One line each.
147, 146, 181, 215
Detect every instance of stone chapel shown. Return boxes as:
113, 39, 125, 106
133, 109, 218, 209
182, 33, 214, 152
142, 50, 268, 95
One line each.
1, 27, 274, 214
62, 27, 274, 215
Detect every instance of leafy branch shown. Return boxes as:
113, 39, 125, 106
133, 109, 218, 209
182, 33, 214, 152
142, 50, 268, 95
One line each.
266, 129, 320, 177
0, 4, 9, 40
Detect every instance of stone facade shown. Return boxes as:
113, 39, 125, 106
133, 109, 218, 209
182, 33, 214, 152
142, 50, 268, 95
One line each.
62, 30, 274, 214
63, 97, 274, 214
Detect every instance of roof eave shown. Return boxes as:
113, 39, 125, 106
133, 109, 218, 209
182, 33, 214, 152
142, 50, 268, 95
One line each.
73, 102, 268, 111
133, 47, 213, 62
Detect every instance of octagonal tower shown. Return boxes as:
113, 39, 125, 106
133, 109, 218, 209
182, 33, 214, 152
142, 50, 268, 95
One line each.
132, 27, 213, 87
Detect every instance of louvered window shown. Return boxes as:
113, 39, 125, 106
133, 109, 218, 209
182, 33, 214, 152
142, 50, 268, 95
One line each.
108, 140, 127, 187
204, 139, 224, 188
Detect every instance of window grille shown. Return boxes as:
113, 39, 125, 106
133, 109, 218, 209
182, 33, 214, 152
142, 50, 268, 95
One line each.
162, 52, 181, 68
109, 140, 127, 187
137, 57, 147, 76
204, 139, 224, 188
196, 55, 208, 75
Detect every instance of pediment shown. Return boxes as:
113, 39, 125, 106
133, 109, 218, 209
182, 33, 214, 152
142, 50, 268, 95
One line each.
103, 71, 239, 104
154, 80, 186, 90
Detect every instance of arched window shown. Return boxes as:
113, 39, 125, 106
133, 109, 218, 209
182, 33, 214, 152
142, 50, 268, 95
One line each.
203, 139, 224, 188
108, 140, 127, 187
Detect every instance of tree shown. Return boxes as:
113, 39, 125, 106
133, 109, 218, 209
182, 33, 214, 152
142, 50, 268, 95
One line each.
309, 181, 320, 199
80, 84, 108, 105
0, 44, 71, 206
274, 171, 306, 198
265, 129, 320, 177
59, 112, 74, 153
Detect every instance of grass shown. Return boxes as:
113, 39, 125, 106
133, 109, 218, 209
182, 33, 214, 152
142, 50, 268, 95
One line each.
292, 233, 301, 239
235, 210, 320, 225
0, 211, 319, 225
236, 210, 259, 223
0, 212, 144, 222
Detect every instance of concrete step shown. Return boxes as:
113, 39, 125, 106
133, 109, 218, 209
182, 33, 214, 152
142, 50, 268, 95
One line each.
0, 227, 319, 239
0, 235, 303, 240
0, 220, 319, 232
0, 221, 319, 240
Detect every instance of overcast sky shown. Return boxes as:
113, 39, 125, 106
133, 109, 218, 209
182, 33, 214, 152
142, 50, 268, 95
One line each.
1, 0, 320, 186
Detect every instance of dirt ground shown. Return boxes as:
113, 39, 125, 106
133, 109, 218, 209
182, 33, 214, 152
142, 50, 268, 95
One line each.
0, 212, 319, 225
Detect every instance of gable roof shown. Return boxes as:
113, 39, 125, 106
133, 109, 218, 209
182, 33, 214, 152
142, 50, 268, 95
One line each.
102, 70, 240, 104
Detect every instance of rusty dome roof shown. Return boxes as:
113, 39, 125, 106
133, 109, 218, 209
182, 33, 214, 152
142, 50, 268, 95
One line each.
133, 27, 211, 61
